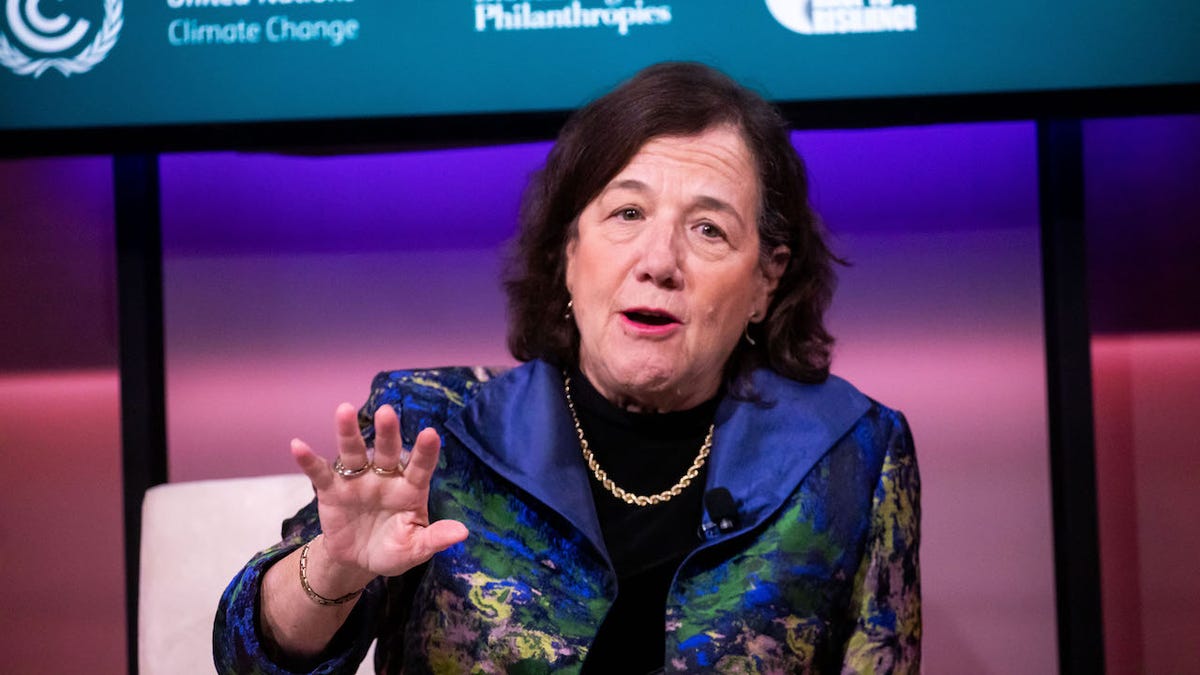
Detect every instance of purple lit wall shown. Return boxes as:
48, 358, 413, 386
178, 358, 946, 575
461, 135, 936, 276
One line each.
159, 121, 1057, 672
159, 144, 544, 480
1086, 116, 1200, 334
803, 124, 1056, 673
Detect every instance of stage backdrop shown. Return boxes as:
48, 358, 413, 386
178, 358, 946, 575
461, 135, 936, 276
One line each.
3, 114, 1197, 675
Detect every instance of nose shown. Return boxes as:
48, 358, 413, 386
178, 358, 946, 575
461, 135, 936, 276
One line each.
633, 220, 683, 289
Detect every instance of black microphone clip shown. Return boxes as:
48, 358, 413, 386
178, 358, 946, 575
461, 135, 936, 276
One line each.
698, 487, 739, 540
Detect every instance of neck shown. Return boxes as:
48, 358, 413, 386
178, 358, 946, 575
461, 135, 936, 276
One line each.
575, 363, 720, 414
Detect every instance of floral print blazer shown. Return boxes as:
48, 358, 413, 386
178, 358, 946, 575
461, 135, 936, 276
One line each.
214, 359, 920, 674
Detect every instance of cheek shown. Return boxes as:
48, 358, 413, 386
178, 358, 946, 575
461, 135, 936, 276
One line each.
692, 273, 761, 339
694, 298, 744, 345
573, 243, 627, 302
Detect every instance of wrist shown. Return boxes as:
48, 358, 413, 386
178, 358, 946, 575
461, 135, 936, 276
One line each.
298, 535, 375, 606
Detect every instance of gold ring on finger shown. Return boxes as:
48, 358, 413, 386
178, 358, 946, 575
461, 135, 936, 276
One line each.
370, 462, 402, 476
333, 457, 370, 478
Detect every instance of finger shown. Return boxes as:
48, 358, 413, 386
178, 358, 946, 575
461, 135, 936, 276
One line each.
371, 404, 403, 471
411, 519, 469, 561
403, 427, 442, 488
291, 438, 335, 491
334, 402, 369, 470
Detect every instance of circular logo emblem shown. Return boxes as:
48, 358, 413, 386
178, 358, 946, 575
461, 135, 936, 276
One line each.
764, 0, 815, 35
0, 0, 123, 77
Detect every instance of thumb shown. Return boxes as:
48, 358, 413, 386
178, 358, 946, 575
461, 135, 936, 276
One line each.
414, 519, 469, 558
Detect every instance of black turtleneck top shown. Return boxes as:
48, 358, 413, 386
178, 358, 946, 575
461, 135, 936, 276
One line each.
568, 370, 720, 674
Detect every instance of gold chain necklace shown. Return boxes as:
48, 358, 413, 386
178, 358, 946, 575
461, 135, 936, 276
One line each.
563, 372, 714, 507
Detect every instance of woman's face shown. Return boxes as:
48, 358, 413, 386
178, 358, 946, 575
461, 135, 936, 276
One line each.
565, 125, 788, 412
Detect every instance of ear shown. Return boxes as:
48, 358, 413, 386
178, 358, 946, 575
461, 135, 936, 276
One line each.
752, 245, 790, 322
564, 236, 579, 295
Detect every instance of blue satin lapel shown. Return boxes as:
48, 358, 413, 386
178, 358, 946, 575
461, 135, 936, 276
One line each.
444, 360, 610, 565
706, 370, 871, 531
444, 361, 871, 564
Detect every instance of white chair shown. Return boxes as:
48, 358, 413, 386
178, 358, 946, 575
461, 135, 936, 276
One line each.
138, 474, 375, 674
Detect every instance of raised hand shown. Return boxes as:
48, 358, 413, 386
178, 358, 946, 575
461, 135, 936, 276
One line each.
259, 403, 469, 657
291, 402, 470, 582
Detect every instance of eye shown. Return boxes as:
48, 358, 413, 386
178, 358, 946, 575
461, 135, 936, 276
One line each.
615, 207, 643, 221
696, 222, 727, 240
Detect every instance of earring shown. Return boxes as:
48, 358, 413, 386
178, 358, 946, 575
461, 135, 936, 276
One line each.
564, 299, 573, 321
744, 311, 758, 346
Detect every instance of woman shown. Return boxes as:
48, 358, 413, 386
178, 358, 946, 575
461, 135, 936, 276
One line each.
214, 62, 920, 674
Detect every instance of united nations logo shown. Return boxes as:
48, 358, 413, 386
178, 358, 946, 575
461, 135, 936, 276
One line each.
0, 0, 122, 77
764, 0, 814, 35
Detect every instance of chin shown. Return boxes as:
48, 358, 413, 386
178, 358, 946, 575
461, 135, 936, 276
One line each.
583, 339, 715, 408
609, 358, 694, 403
610, 364, 672, 391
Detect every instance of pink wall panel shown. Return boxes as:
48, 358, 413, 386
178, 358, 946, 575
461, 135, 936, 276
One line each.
0, 371, 126, 673
164, 248, 515, 480
1093, 334, 1200, 675
832, 229, 1056, 673
0, 156, 125, 673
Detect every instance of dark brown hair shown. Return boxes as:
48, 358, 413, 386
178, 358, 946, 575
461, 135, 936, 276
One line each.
505, 62, 839, 388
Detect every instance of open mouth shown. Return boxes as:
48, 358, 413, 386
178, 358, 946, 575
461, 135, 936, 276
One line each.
623, 309, 679, 326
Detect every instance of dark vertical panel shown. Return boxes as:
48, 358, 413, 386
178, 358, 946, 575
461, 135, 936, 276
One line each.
1038, 119, 1105, 674
1085, 115, 1200, 334
114, 154, 168, 675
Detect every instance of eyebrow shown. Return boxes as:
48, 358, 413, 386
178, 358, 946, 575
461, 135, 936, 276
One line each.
604, 179, 746, 224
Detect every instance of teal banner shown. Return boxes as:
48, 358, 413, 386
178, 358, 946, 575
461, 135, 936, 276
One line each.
1, 1, 1197, 130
